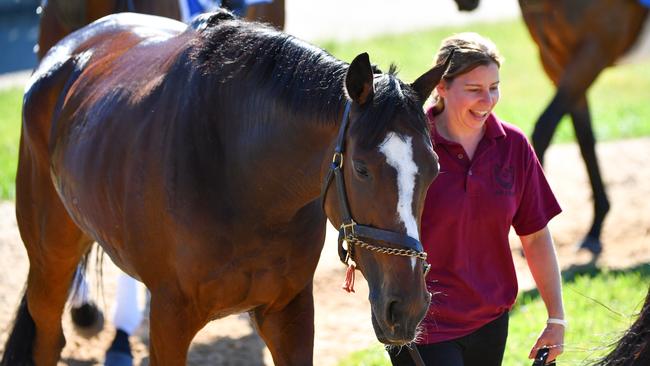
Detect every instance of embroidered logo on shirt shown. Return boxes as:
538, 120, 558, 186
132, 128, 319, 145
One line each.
494, 164, 514, 194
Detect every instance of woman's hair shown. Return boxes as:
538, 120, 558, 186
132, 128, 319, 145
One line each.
430, 32, 503, 115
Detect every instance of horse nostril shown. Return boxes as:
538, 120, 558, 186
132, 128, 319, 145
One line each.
387, 299, 401, 328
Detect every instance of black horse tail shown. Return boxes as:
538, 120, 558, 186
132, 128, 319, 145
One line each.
1, 289, 36, 366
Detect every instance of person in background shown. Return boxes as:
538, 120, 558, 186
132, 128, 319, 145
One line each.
388, 32, 565, 365
179, 0, 275, 23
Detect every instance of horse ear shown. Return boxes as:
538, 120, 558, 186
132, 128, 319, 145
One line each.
410, 50, 455, 105
345, 53, 375, 105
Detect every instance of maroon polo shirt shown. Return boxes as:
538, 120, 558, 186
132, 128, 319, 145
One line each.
419, 109, 561, 344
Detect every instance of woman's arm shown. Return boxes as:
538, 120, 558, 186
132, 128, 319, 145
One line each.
520, 225, 565, 363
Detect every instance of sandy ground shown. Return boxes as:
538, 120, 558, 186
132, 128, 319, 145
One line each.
0, 137, 648, 365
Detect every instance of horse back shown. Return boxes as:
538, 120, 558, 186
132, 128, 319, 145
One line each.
24, 12, 188, 148
22, 13, 194, 269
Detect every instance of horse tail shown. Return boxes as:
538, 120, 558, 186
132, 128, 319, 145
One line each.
68, 246, 107, 337
1, 289, 36, 366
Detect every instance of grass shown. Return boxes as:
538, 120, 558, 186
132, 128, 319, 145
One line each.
1, 19, 649, 200
338, 264, 650, 366
0, 87, 22, 200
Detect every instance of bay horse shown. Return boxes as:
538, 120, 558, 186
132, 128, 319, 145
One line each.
1, 9, 451, 366
454, 0, 650, 254
36, 0, 285, 59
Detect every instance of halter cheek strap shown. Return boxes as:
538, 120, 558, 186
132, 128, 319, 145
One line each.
320, 101, 429, 268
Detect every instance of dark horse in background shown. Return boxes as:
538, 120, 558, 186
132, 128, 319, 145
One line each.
36, 0, 285, 59
455, 0, 649, 255
1, 9, 451, 365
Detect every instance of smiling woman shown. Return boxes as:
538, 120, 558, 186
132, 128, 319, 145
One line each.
387, 32, 565, 366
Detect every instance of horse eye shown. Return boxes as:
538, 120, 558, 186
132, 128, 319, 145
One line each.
353, 161, 369, 178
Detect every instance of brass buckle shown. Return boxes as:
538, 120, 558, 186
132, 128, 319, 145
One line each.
340, 220, 356, 238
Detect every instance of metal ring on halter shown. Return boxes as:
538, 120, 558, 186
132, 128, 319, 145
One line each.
332, 152, 344, 168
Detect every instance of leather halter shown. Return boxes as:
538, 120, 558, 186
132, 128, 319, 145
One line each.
320, 101, 429, 267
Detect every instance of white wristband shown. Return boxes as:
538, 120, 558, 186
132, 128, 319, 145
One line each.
547, 318, 567, 327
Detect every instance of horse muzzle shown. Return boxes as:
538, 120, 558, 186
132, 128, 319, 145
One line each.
369, 292, 431, 345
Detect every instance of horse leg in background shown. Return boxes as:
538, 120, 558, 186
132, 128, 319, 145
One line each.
250, 283, 315, 365
531, 39, 610, 255
105, 273, 145, 366
568, 97, 609, 254
147, 287, 205, 365
2, 141, 93, 365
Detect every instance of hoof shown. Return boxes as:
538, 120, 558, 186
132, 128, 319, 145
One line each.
70, 302, 105, 338
576, 235, 603, 256
105, 350, 133, 366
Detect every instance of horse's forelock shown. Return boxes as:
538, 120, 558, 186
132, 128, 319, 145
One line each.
351, 74, 429, 150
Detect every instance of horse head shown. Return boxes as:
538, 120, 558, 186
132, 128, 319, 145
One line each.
454, 0, 480, 11
321, 53, 450, 345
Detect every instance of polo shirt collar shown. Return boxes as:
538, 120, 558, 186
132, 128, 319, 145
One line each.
485, 113, 506, 140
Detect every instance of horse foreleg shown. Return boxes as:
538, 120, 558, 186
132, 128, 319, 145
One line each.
147, 288, 204, 366
569, 97, 609, 254
250, 282, 315, 365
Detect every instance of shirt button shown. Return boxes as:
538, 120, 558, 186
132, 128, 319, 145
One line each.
457, 153, 464, 159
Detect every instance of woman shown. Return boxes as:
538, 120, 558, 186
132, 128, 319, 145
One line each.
389, 33, 565, 365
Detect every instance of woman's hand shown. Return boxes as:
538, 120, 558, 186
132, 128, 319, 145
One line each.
521, 227, 565, 363
528, 323, 565, 363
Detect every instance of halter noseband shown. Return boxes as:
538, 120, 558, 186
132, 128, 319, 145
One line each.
320, 101, 430, 270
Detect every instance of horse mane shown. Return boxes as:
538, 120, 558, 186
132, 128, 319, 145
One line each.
188, 18, 347, 125
595, 285, 650, 365
187, 16, 429, 149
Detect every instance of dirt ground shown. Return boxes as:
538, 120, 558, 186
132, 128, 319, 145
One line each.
0, 137, 649, 366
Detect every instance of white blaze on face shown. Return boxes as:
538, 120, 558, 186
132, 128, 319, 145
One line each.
379, 132, 419, 269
